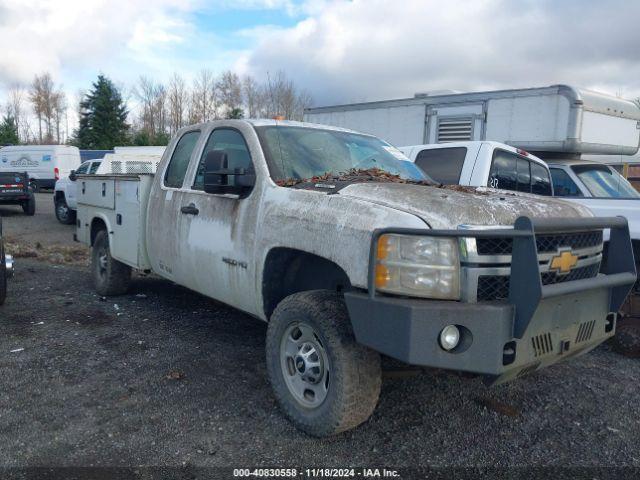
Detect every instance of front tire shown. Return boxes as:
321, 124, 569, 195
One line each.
92, 230, 131, 296
55, 197, 76, 224
266, 290, 381, 437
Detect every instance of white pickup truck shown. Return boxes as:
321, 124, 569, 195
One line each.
75, 120, 636, 436
399, 141, 553, 195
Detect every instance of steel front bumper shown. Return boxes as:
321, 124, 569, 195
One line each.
345, 216, 637, 383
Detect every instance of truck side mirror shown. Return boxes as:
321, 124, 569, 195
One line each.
69, 170, 77, 182
203, 150, 255, 196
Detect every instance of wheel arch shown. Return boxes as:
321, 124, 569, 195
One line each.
262, 247, 352, 320
89, 215, 111, 246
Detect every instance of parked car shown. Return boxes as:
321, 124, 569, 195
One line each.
0, 171, 36, 215
399, 141, 552, 195
54, 160, 102, 224
549, 159, 640, 354
75, 120, 635, 436
0, 218, 14, 305
0, 145, 81, 192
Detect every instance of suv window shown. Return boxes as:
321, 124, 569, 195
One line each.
550, 168, 583, 197
164, 130, 201, 188
89, 161, 101, 174
530, 162, 552, 195
193, 129, 252, 190
75, 162, 90, 175
414, 147, 467, 184
489, 150, 552, 195
488, 150, 518, 191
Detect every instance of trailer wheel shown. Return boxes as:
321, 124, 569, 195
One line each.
266, 290, 381, 437
55, 197, 76, 224
22, 195, 36, 216
0, 241, 7, 306
92, 229, 131, 296
611, 318, 640, 357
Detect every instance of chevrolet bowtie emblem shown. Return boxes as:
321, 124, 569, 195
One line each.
549, 249, 578, 274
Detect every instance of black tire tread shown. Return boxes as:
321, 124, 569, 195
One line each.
92, 230, 131, 296
266, 290, 381, 437
611, 319, 640, 357
22, 196, 35, 216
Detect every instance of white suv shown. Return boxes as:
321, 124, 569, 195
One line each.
54, 160, 101, 224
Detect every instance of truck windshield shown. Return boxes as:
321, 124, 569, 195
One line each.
255, 126, 427, 182
572, 165, 640, 198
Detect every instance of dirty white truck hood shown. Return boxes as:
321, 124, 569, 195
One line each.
337, 183, 593, 229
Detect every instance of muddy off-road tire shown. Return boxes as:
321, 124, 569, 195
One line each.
611, 319, 640, 357
266, 290, 381, 437
55, 197, 76, 224
92, 230, 131, 296
22, 195, 35, 216
0, 242, 7, 306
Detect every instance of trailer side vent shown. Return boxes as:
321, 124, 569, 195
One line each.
531, 333, 553, 357
575, 320, 596, 343
437, 118, 473, 143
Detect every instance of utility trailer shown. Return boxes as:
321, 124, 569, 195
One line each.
304, 85, 640, 156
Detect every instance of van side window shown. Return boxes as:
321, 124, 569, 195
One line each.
193, 129, 252, 190
530, 162, 552, 196
164, 131, 201, 188
89, 162, 101, 174
550, 168, 583, 197
414, 147, 467, 184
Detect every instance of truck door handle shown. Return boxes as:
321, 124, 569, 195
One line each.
180, 203, 199, 215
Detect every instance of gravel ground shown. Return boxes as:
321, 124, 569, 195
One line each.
1, 203, 640, 470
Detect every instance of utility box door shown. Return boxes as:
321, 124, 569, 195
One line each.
426, 103, 485, 144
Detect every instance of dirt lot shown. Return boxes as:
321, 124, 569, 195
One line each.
1, 196, 640, 470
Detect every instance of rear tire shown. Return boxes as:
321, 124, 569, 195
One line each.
22, 195, 35, 216
266, 290, 381, 437
0, 241, 7, 306
55, 197, 76, 224
92, 230, 131, 296
30, 180, 39, 193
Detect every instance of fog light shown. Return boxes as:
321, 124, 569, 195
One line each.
439, 325, 460, 351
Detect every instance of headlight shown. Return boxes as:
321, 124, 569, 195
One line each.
374, 234, 460, 300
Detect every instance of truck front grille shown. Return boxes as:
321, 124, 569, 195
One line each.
476, 231, 603, 256
476, 263, 601, 302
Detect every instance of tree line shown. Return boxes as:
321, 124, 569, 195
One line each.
0, 69, 313, 149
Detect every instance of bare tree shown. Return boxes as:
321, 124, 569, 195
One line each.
6, 84, 30, 142
217, 70, 243, 118
167, 73, 188, 134
29, 73, 63, 143
191, 69, 217, 122
242, 75, 263, 118
52, 90, 67, 143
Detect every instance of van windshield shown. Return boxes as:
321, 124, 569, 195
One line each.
255, 126, 427, 182
572, 165, 640, 198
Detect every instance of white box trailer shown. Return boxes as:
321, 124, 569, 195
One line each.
304, 85, 640, 156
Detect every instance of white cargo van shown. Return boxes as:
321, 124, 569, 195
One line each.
0, 145, 81, 191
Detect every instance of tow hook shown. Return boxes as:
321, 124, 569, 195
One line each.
5, 254, 14, 278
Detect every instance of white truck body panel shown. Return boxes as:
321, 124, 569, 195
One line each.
304, 85, 640, 155
0, 145, 81, 187
114, 146, 167, 156
76, 174, 154, 270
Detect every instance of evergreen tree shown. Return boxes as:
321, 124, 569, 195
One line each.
75, 75, 129, 149
0, 114, 19, 145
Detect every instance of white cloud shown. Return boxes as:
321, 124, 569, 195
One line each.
0, 0, 198, 87
241, 0, 640, 105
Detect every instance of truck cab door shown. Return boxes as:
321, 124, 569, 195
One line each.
146, 129, 203, 282
66, 161, 90, 208
176, 126, 260, 315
